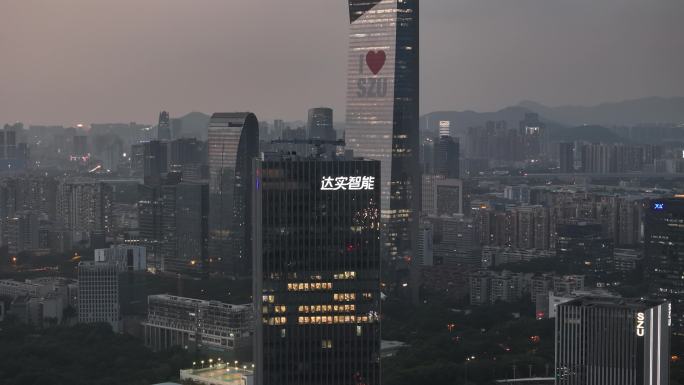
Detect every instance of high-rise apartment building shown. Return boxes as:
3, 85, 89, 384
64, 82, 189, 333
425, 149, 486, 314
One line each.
555, 296, 670, 385
645, 198, 684, 335
57, 179, 113, 246
253, 154, 381, 385
207, 113, 259, 276
346, 0, 420, 259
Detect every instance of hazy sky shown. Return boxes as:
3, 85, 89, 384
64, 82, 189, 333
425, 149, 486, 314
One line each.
1, 0, 683, 126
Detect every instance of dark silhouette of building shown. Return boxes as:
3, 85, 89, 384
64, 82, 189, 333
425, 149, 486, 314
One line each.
169, 138, 207, 182
158, 111, 171, 141
556, 221, 613, 278
131, 140, 168, 184
207, 113, 259, 276
345, 0, 420, 260
558, 142, 574, 173
434, 135, 460, 179
307, 107, 335, 141
253, 153, 381, 385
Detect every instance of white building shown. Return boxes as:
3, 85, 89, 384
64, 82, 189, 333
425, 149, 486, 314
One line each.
77, 261, 121, 332
143, 295, 253, 353
95, 244, 147, 271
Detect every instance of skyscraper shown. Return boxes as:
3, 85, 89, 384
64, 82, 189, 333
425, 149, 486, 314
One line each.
645, 198, 684, 335
307, 107, 335, 141
434, 135, 460, 179
558, 142, 575, 173
158, 111, 171, 141
555, 296, 670, 385
253, 154, 381, 385
207, 113, 259, 276
346, 0, 420, 259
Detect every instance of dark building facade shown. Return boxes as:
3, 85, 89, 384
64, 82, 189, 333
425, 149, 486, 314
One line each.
307, 107, 335, 141
556, 221, 613, 278
433, 135, 460, 179
645, 198, 684, 335
138, 176, 208, 274
169, 138, 207, 182
555, 296, 670, 385
345, 0, 420, 260
253, 155, 381, 385
207, 113, 259, 276
158, 111, 171, 141
558, 142, 574, 173
131, 140, 168, 184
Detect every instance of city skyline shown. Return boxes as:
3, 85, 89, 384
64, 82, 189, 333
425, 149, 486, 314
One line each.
1, 0, 684, 125
1, 1, 684, 384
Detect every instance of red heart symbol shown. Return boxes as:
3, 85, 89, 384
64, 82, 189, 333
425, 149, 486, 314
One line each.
366, 50, 386, 75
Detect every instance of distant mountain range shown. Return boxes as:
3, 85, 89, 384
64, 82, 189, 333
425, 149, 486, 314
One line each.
421, 106, 535, 133
177, 96, 684, 143
518, 97, 684, 127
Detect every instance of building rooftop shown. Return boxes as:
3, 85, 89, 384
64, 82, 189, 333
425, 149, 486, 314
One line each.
148, 294, 250, 311
562, 296, 667, 311
180, 365, 253, 385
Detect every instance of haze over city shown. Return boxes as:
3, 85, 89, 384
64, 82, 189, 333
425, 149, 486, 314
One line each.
2, 1, 684, 385
2, 0, 684, 125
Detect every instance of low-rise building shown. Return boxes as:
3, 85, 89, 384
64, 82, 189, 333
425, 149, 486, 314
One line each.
143, 294, 253, 353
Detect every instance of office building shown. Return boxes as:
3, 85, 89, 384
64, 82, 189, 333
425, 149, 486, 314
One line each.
140, 140, 169, 184
207, 113, 259, 276
555, 296, 670, 385
169, 138, 207, 182
158, 111, 171, 141
434, 135, 460, 179
307, 107, 335, 141
558, 142, 574, 173
345, 0, 420, 259
95, 245, 147, 271
144, 294, 253, 353
160, 182, 209, 273
253, 154, 381, 385
435, 178, 463, 216
645, 198, 684, 334
415, 222, 434, 266
137, 177, 209, 273
556, 221, 613, 277
78, 261, 122, 333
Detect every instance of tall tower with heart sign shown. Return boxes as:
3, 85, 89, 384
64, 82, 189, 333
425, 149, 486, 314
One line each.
346, 0, 420, 262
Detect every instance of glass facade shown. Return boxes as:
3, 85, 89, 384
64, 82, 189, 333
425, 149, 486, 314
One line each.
346, 0, 420, 258
645, 198, 684, 335
253, 155, 381, 385
207, 112, 259, 275
555, 297, 670, 385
